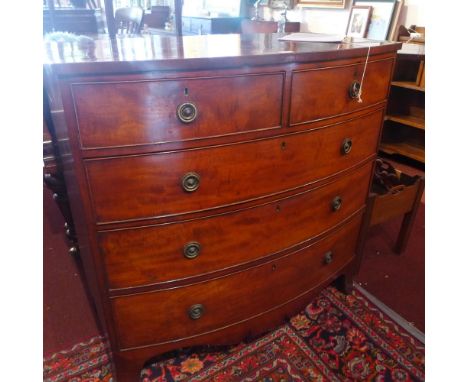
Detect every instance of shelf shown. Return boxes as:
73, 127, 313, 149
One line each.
399, 36, 425, 45
385, 114, 425, 130
380, 142, 425, 163
391, 81, 425, 92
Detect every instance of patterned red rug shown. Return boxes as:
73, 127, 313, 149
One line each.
44, 286, 425, 382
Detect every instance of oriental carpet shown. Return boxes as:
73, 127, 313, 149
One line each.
43, 286, 425, 382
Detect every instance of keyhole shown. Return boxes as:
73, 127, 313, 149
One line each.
281, 142, 287, 150
272, 264, 277, 271
276, 205, 281, 212
184, 87, 189, 96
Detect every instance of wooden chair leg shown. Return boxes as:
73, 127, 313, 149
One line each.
354, 194, 376, 271
394, 209, 420, 254
112, 353, 145, 382
335, 272, 354, 295
394, 178, 425, 254
335, 194, 377, 295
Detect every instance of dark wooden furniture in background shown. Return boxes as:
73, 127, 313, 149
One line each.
181, 16, 243, 35
103, 0, 182, 38
397, 25, 425, 45
367, 159, 425, 254
43, 89, 78, 255
43, 7, 105, 34
143, 5, 170, 29
380, 43, 424, 163
44, 1, 296, 37
44, 34, 400, 381
241, 19, 300, 33
114, 7, 144, 34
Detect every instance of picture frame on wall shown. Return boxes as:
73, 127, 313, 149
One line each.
388, 0, 404, 41
297, 0, 346, 8
354, 0, 397, 40
346, 6, 372, 38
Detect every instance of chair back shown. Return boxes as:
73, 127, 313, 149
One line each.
114, 7, 144, 34
241, 19, 300, 34
241, 20, 278, 34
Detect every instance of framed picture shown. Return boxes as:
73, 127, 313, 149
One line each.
297, 0, 346, 8
388, 0, 404, 41
354, 0, 397, 40
346, 6, 372, 38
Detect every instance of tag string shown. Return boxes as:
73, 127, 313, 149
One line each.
341, 37, 372, 104
357, 45, 371, 103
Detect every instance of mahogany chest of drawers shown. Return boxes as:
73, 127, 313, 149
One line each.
44, 34, 400, 381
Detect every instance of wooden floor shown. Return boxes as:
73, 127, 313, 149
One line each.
357, 158, 424, 331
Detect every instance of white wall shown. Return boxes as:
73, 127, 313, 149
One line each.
262, 0, 424, 35
398, 0, 425, 27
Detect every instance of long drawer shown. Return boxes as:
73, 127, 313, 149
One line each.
290, 58, 393, 125
99, 161, 372, 290
111, 214, 362, 350
72, 73, 284, 149
86, 108, 383, 223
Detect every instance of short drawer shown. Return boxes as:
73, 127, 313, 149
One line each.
86, 109, 383, 223
290, 58, 393, 125
111, 214, 361, 350
99, 161, 372, 289
72, 73, 284, 149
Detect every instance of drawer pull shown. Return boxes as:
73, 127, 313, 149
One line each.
188, 304, 204, 320
324, 251, 333, 265
348, 81, 361, 100
341, 138, 353, 155
183, 241, 201, 259
181, 172, 200, 192
177, 102, 198, 123
331, 196, 342, 212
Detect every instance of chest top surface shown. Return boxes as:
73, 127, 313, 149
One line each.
43, 33, 401, 76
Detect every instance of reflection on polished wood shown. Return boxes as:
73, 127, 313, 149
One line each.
44, 33, 400, 74
241, 20, 300, 34
44, 33, 401, 381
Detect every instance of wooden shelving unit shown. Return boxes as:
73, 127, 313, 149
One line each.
385, 114, 425, 130
391, 81, 425, 92
379, 38, 425, 164
380, 142, 425, 163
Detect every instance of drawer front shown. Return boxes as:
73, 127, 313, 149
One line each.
290, 58, 393, 125
72, 73, 284, 149
100, 162, 372, 289
86, 109, 383, 223
112, 215, 361, 350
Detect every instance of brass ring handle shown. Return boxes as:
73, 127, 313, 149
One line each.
348, 80, 361, 100
324, 251, 333, 265
188, 304, 205, 320
331, 196, 342, 212
181, 172, 200, 192
341, 138, 353, 155
177, 102, 198, 123
183, 242, 201, 259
